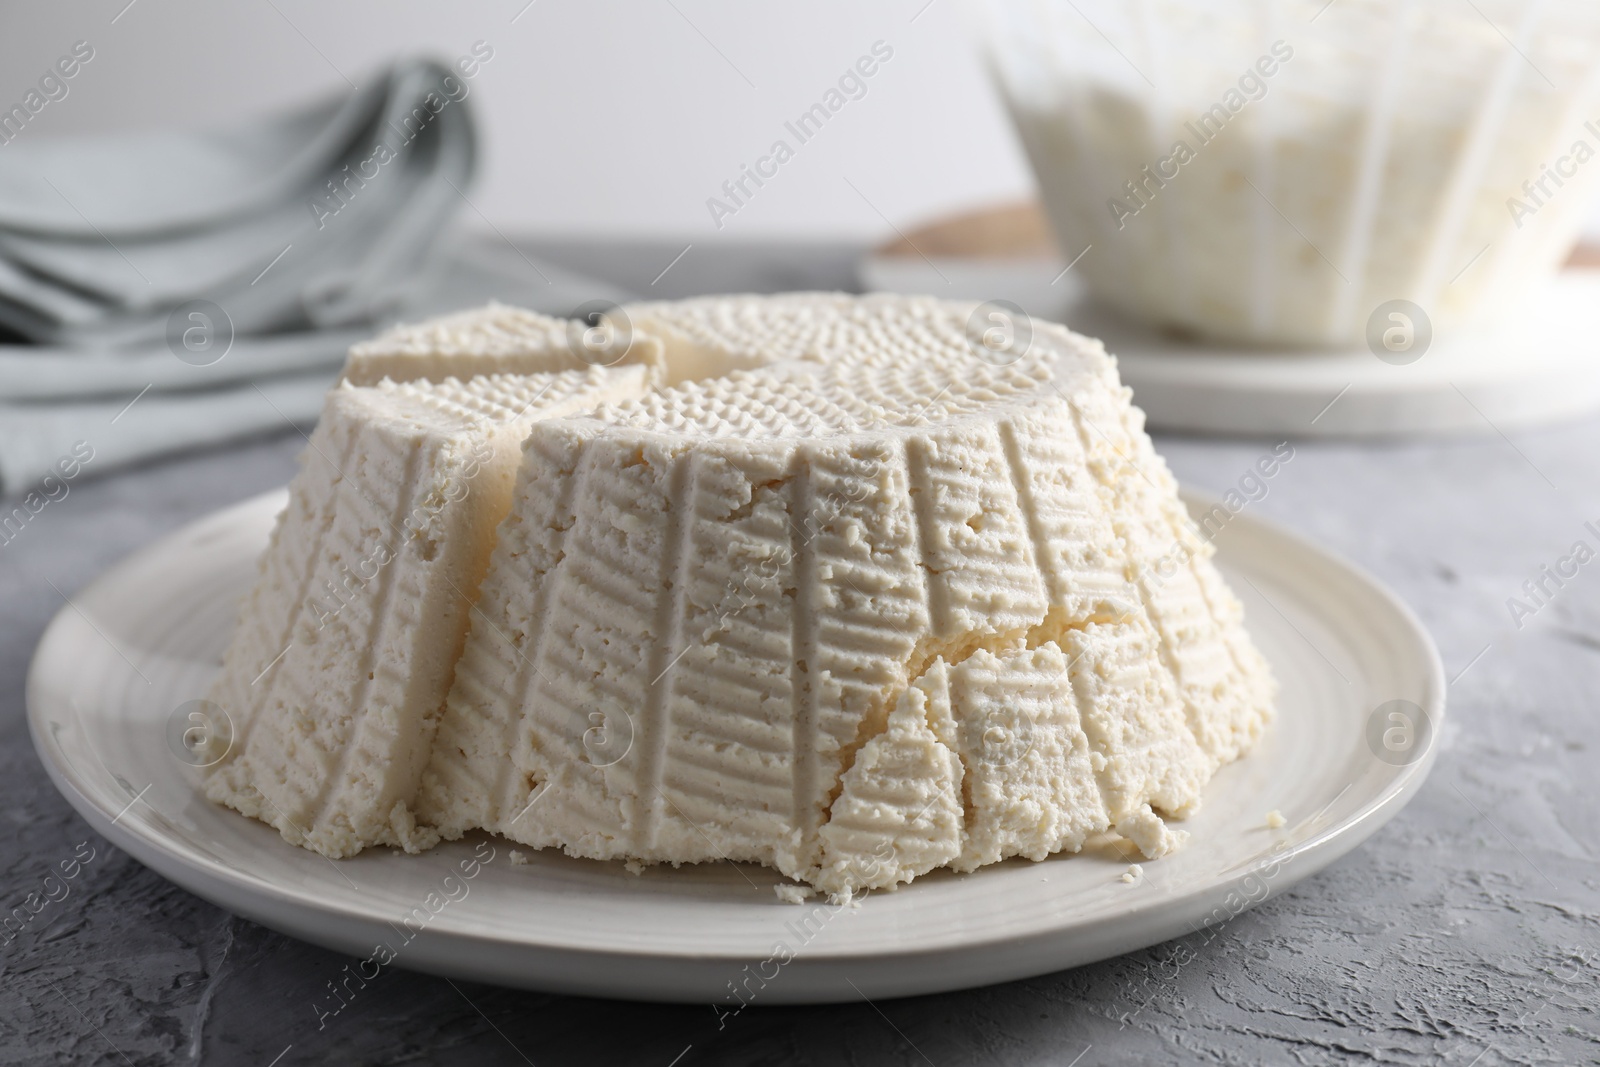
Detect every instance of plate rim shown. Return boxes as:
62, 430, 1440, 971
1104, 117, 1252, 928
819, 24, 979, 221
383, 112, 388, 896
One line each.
26, 486, 1445, 978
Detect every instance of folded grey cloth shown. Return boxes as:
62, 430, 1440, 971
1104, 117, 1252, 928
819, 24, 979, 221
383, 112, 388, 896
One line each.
0, 57, 626, 495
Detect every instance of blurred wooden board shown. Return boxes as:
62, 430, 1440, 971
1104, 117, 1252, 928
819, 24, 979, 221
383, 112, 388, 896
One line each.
873, 199, 1598, 267
876, 201, 1058, 259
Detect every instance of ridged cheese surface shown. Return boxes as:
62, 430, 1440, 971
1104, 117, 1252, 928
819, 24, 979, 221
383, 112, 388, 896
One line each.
412, 294, 1275, 894
205, 366, 654, 857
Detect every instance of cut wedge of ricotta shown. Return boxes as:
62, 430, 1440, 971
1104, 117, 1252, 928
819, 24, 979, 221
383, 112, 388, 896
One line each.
344, 302, 665, 387
205, 365, 654, 857
414, 294, 1275, 894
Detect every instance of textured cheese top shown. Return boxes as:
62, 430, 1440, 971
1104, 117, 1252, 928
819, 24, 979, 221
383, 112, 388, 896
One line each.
343, 302, 666, 387
416, 294, 1274, 895
624, 292, 857, 382
625, 291, 1020, 384
205, 366, 654, 858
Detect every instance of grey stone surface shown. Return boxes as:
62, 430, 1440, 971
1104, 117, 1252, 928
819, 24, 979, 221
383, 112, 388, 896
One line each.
2, 244, 1597, 1066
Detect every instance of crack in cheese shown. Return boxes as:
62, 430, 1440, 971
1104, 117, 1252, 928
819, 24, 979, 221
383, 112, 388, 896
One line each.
211, 293, 1275, 894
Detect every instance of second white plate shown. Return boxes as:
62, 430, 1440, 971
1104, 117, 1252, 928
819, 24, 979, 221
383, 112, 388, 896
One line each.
862, 255, 1600, 438
28, 489, 1443, 1004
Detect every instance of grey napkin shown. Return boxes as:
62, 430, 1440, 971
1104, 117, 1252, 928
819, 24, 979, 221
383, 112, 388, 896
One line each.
0, 57, 626, 495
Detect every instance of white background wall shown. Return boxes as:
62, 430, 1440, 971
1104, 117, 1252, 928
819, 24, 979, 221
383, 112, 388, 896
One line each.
0, 0, 1035, 242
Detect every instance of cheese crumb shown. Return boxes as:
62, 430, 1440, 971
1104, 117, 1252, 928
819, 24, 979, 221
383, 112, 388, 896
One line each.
1265, 809, 1286, 829
1120, 863, 1143, 884
509, 849, 530, 866
1119, 804, 1189, 858
774, 884, 813, 905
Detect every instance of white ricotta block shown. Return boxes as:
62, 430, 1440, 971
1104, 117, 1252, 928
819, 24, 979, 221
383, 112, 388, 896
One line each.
224, 293, 1275, 894
206, 366, 654, 857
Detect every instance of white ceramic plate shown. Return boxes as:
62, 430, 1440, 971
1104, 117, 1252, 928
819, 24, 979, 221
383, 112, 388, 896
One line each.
28, 489, 1443, 1004
862, 255, 1600, 438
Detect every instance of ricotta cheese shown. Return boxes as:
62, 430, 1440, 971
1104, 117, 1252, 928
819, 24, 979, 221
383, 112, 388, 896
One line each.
983, 0, 1600, 346
774, 884, 814, 905
344, 302, 666, 386
212, 293, 1274, 891
413, 294, 1274, 894
205, 365, 654, 857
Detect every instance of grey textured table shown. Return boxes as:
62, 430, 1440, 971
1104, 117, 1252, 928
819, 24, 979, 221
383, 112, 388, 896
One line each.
3, 242, 1596, 1066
